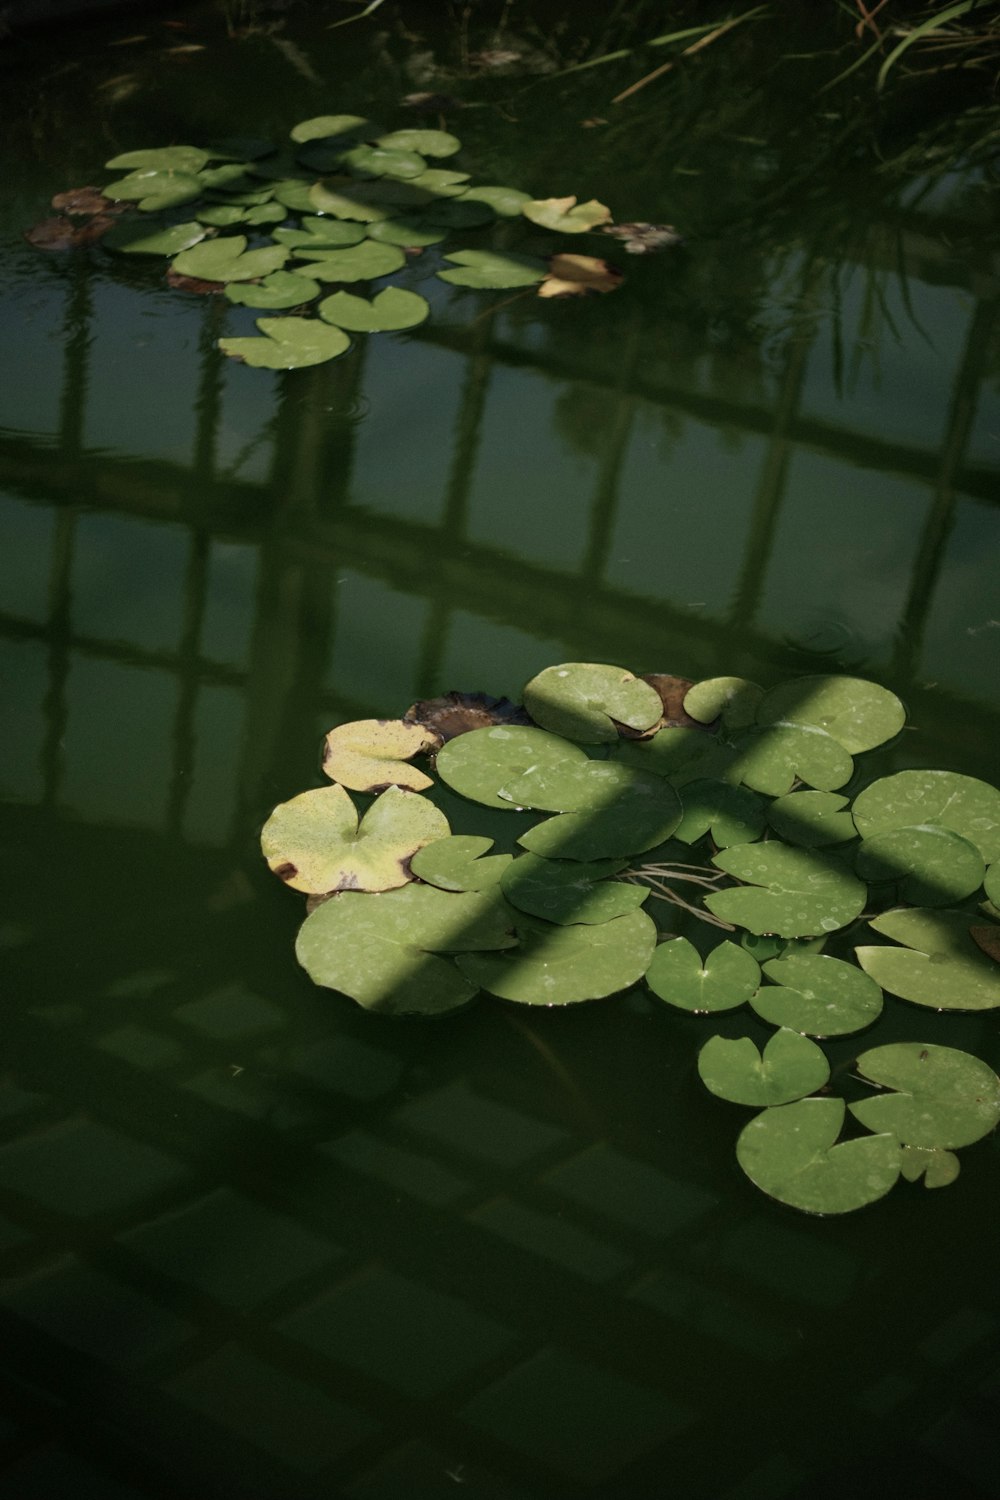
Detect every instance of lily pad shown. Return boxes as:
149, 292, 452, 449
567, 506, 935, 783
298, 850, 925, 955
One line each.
290, 114, 374, 144
899, 1145, 961, 1188
522, 195, 612, 233
614, 727, 723, 782
674, 779, 766, 847
102, 220, 206, 255
753, 952, 883, 1036
855, 824, 985, 906
410, 835, 512, 892
322, 718, 439, 792
274, 219, 368, 248
852, 770, 1000, 864
855, 907, 1000, 1010
219, 317, 350, 370
438, 249, 547, 289
458, 185, 531, 217
261, 783, 448, 894
106, 169, 203, 212
296, 882, 516, 1016
767, 791, 857, 848
756, 675, 905, 754
198, 163, 254, 191
499, 757, 642, 814
377, 128, 461, 157
684, 677, 763, 732
197, 204, 252, 228
367, 216, 447, 247
646, 936, 760, 1013
106, 145, 208, 174
342, 143, 428, 180
337, 179, 437, 210
224, 272, 320, 310
292, 241, 406, 281
318, 287, 429, 332
722, 722, 853, 796
500, 852, 649, 926
523, 662, 662, 744
985, 862, 1000, 906
538, 254, 623, 298
518, 770, 682, 861
408, 168, 470, 195
736, 1097, 901, 1214
272, 180, 322, 212
425, 199, 497, 228
698, 1029, 830, 1107
850, 1042, 1000, 1149
172, 236, 289, 283
706, 844, 867, 938
436, 725, 589, 809
456, 909, 656, 1005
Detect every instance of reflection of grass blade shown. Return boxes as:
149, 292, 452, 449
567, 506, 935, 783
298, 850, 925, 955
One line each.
549, 21, 733, 78
328, 0, 386, 29
611, 7, 770, 104
876, 0, 977, 90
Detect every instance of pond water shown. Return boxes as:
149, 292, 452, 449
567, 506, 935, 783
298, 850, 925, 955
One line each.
1, 3, 999, 1497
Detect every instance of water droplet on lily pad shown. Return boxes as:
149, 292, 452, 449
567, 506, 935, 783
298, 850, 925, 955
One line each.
646, 936, 760, 1013
698, 1028, 830, 1107
850, 1042, 1000, 1149
736, 1097, 901, 1214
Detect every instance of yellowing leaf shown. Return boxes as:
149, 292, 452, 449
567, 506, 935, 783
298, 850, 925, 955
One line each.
322, 718, 441, 793
261, 784, 449, 894
538, 253, 623, 298
522, 195, 612, 233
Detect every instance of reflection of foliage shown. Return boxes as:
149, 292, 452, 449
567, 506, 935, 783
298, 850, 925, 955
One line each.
262, 662, 1000, 1216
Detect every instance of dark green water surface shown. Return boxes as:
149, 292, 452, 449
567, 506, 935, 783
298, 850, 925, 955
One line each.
1, 3, 999, 1496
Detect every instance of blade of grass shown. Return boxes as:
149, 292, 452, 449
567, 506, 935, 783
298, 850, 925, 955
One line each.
328, 0, 386, 29
876, 0, 978, 89
611, 6, 770, 105
548, 21, 734, 79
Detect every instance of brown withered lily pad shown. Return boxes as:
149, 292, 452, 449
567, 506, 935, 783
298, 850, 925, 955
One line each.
165, 269, 225, 294
25, 214, 118, 251
538, 253, 622, 299
51, 186, 124, 217
643, 673, 719, 732
404, 691, 533, 743
970, 925, 1000, 964
603, 222, 682, 254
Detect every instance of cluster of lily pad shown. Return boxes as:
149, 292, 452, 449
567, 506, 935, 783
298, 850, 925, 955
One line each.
261, 663, 1000, 1214
73, 118, 625, 368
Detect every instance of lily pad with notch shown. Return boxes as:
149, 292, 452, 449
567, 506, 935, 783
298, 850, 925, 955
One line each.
501, 852, 649, 926
721, 722, 854, 796
753, 951, 883, 1036
292, 242, 406, 281
850, 1042, 1000, 1149
290, 114, 376, 144
225, 272, 321, 309
646, 936, 760, 1013
376, 128, 461, 157
318, 287, 429, 332
103, 220, 207, 255
706, 844, 867, 938
756, 674, 905, 754
518, 769, 682, 861
172, 236, 289, 283
523, 662, 662, 744
736, 1097, 901, 1214
767, 791, 856, 848
438, 249, 547, 288
684, 676, 763, 732
274, 219, 368, 249
426, 199, 497, 229
899, 1145, 960, 1188
367, 216, 448, 247
341, 144, 427, 180
855, 907, 1000, 1010
322, 718, 440, 792
456, 909, 656, 1005
522, 196, 612, 233
436, 725, 590, 809
458, 185, 531, 217
674, 779, 766, 848
855, 824, 985, 906
852, 770, 1000, 864
219, 317, 350, 369
410, 836, 512, 892
698, 1028, 830, 1107
106, 145, 209, 174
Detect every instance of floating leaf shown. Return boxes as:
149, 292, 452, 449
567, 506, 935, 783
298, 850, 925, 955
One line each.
408, 167, 470, 195
342, 143, 427, 180
518, 770, 682, 861
219, 316, 350, 369
499, 757, 639, 814
971, 923, 1000, 962
639, 673, 707, 731
501, 852, 648, 926
458, 184, 531, 217
171, 235, 289, 283
436, 725, 589, 809
684, 676, 763, 732
25, 214, 117, 250
674, 779, 766, 847
377, 128, 461, 157
850, 1042, 1000, 1149
438, 249, 547, 288
646, 936, 760, 1013
318, 287, 429, 332
337, 179, 437, 210
224, 272, 320, 309
296, 882, 515, 1016
456, 909, 656, 1005
698, 1029, 829, 1107
105, 169, 204, 211
899, 1146, 960, 1188
207, 185, 276, 207
855, 824, 985, 906
522, 195, 612, 233
198, 163, 255, 191
985, 862, 1000, 906
52, 185, 121, 215
852, 771, 1000, 863
273, 179, 322, 212
855, 908, 1000, 1010
290, 114, 374, 144
367, 215, 447, 246
603, 221, 682, 254
523, 662, 662, 744
102, 220, 207, 255
322, 718, 439, 792
756, 675, 905, 754
106, 145, 208, 173
538, 253, 623, 298
404, 692, 532, 742
722, 723, 853, 796
410, 836, 512, 892
196, 204, 250, 228
736, 1098, 900, 1214
274, 219, 367, 249
753, 952, 882, 1036
706, 845, 867, 938
767, 791, 856, 848
261, 784, 448, 894
292, 241, 405, 281
614, 727, 722, 782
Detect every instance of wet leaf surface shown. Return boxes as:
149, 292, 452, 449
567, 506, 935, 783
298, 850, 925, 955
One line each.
852, 770, 1000, 863
753, 952, 882, 1036
456, 909, 656, 1005
290, 114, 374, 144
736, 1098, 901, 1214
646, 936, 760, 1013
707, 844, 867, 937
698, 1028, 830, 1107
518, 769, 682, 861
684, 676, 763, 732
106, 145, 209, 174
767, 790, 857, 848
756, 675, 905, 754
856, 907, 1000, 1010
722, 722, 854, 796
172, 235, 289, 282
851, 1042, 1000, 1149
410, 835, 512, 892
674, 779, 767, 847
261, 784, 449, 894
322, 718, 440, 792
437, 725, 590, 810
855, 824, 985, 905
523, 662, 662, 743
501, 852, 649, 926
454, 184, 529, 216
219, 316, 350, 368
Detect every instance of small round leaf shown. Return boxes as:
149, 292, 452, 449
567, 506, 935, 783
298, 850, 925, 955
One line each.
376, 128, 461, 157
318, 287, 429, 332
522, 196, 612, 233
523, 662, 662, 744
698, 1029, 830, 1107
850, 1043, 1000, 1149
754, 952, 882, 1036
756, 675, 905, 754
646, 937, 760, 1013
456, 910, 656, 1006
736, 1098, 901, 1214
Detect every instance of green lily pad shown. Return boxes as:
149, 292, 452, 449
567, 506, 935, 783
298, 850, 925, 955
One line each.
198, 163, 253, 191
102, 220, 206, 255
756, 675, 905, 754
366, 216, 448, 247
498, 757, 637, 814
322, 718, 439, 792
683, 676, 763, 732
522, 196, 612, 233
698, 1028, 830, 1107
318, 287, 429, 332
205, 135, 275, 163
106, 169, 203, 211
206, 185, 276, 207
342, 144, 427, 180
855, 824, 985, 906
674, 779, 766, 847
456, 909, 656, 1005
242, 201, 287, 226
377, 128, 461, 158
274, 219, 368, 249
410, 835, 512, 892
706, 844, 867, 938
290, 114, 374, 144
458, 185, 531, 217
292, 242, 405, 281
523, 663, 662, 744
197, 204, 251, 227
899, 1146, 960, 1188
767, 791, 857, 848
518, 770, 682, 861
272, 179, 321, 212
852, 770, 1000, 863
987, 862, 1000, 906
261, 783, 448, 894
106, 145, 208, 174
426, 198, 497, 228
646, 936, 760, 1013
337, 179, 437, 210
172, 235, 289, 283
408, 167, 471, 195
501, 852, 648, 926
614, 727, 722, 783
850, 1042, 1000, 1149
753, 952, 883, 1036
224, 272, 320, 310
296, 882, 515, 1016
438, 249, 547, 289
736, 1097, 901, 1214
855, 907, 1000, 1010
219, 316, 350, 369
436, 725, 590, 809
295, 143, 352, 174
722, 722, 853, 796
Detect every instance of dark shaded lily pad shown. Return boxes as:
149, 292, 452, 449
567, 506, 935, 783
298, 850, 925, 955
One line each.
852, 770, 1000, 864
767, 791, 856, 848
707, 844, 867, 938
674, 779, 766, 848
501, 852, 649, 926
855, 824, 985, 906
404, 692, 532, 742
518, 769, 682, 861
456, 909, 656, 1005
756, 675, 905, 755
856, 908, 1000, 1010
523, 662, 662, 744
